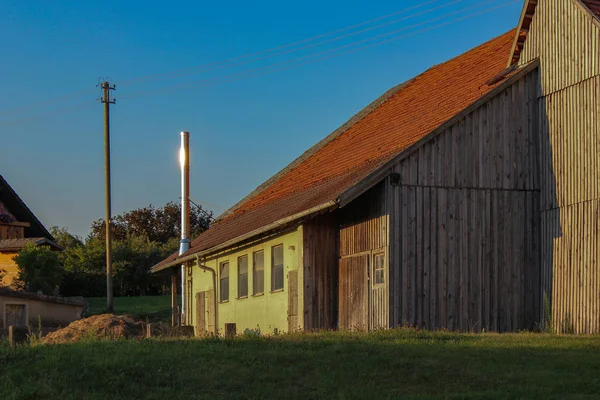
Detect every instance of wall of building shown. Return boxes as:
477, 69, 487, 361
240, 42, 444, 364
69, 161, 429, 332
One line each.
387, 69, 541, 332
0, 252, 18, 287
338, 182, 389, 330
518, 0, 600, 333
0, 295, 84, 328
303, 213, 338, 330
189, 228, 302, 335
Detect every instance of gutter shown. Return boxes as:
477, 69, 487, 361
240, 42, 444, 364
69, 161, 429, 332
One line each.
152, 200, 338, 273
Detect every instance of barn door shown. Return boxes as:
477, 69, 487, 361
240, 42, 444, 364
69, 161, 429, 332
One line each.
339, 254, 369, 330
5, 304, 27, 327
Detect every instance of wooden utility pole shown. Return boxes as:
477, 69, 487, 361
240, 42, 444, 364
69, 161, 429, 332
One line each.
100, 81, 116, 313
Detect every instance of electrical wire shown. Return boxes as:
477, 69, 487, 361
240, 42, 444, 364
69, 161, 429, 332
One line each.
120, 0, 442, 85
0, 100, 95, 128
0, 87, 96, 118
119, 0, 466, 85
121, 0, 512, 100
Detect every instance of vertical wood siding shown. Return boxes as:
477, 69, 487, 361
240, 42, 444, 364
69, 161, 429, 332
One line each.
339, 182, 389, 329
538, 76, 600, 333
388, 70, 541, 332
303, 213, 338, 330
519, 0, 600, 96
519, 0, 600, 333
339, 254, 369, 330
339, 182, 388, 257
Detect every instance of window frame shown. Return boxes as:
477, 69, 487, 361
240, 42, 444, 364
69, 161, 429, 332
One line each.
219, 261, 230, 302
271, 244, 284, 292
237, 255, 249, 299
252, 250, 265, 296
372, 252, 385, 287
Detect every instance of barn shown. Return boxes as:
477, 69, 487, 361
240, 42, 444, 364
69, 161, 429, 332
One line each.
153, 0, 600, 334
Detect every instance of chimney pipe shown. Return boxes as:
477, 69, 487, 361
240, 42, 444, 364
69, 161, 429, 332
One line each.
179, 131, 190, 324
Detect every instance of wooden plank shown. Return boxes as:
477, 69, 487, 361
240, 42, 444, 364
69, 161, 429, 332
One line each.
288, 270, 299, 332
416, 186, 423, 328
422, 187, 430, 330
196, 292, 206, 335
429, 186, 438, 329
438, 188, 447, 329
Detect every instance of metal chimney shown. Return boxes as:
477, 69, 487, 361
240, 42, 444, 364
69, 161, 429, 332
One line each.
179, 131, 191, 324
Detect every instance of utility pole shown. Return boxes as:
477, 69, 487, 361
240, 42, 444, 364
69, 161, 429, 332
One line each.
99, 80, 116, 313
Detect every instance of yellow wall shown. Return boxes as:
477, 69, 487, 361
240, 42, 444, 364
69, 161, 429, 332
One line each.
0, 252, 18, 287
189, 227, 303, 335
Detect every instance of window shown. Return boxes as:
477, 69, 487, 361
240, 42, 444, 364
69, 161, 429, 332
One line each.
219, 261, 229, 302
238, 255, 248, 298
373, 253, 385, 285
253, 250, 264, 295
271, 244, 284, 291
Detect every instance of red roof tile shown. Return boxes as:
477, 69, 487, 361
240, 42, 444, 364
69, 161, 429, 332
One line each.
154, 29, 517, 271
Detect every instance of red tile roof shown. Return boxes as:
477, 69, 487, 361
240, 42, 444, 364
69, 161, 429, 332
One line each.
581, 0, 600, 19
154, 29, 517, 271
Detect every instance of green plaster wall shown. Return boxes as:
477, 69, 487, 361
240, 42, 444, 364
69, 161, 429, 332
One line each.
189, 227, 303, 335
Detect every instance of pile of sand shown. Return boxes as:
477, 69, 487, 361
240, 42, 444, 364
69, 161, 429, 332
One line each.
41, 314, 144, 344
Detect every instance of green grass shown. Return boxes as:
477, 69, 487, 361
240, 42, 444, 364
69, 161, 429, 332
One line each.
2, 330, 600, 399
86, 296, 171, 322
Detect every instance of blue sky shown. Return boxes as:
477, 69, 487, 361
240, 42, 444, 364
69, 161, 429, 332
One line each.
0, 0, 522, 238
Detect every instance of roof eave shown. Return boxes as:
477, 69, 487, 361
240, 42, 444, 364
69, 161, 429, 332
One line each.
151, 200, 338, 273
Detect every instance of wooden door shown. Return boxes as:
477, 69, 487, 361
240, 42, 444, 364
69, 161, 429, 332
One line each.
5, 304, 26, 327
206, 289, 215, 334
287, 270, 299, 332
339, 254, 369, 330
195, 292, 206, 335
370, 251, 388, 329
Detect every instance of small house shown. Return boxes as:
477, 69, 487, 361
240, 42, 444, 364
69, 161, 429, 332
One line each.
154, 0, 600, 334
0, 287, 85, 329
0, 174, 62, 287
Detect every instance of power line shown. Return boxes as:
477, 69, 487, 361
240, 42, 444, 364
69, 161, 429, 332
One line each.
120, 0, 466, 86
120, 0, 442, 86
121, 0, 511, 100
0, 100, 95, 127
0, 87, 96, 118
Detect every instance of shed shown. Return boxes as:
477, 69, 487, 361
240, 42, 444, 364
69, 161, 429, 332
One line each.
0, 288, 85, 329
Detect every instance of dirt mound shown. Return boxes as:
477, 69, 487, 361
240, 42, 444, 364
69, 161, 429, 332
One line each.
41, 314, 144, 344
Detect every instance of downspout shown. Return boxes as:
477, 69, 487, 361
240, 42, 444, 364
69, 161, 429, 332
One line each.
196, 254, 218, 334
179, 131, 191, 325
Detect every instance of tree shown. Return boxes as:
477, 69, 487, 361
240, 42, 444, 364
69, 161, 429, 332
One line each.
89, 201, 213, 243
12, 243, 63, 294
56, 202, 213, 297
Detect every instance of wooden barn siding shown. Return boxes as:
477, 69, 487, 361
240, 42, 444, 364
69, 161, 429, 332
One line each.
303, 213, 338, 330
539, 77, 600, 333
518, 0, 600, 333
339, 182, 388, 257
518, 0, 600, 97
388, 70, 541, 331
339, 182, 389, 329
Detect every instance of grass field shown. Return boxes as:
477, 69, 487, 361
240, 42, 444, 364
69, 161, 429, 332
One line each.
2, 330, 600, 399
86, 296, 171, 322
